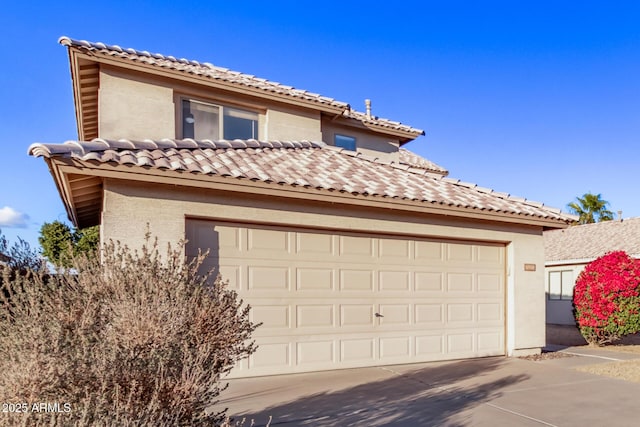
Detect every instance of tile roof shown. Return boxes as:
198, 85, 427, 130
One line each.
544, 217, 640, 262
59, 37, 423, 138
398, 148, 448, 175
29, 138, 574, 225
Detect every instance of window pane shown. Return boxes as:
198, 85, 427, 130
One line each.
561, 270, 574, 300
182, 100, 194, 138
223, 107, 258, 140
182, 100, 220, 140
549, 271, 561, 300
335, 134, 356, 151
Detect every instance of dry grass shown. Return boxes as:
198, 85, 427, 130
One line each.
575, 345, 640, 382
576, 359, 640, 383
599, 344, 640, 354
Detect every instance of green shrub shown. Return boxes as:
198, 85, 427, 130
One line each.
0, 238, 258, 426
574, 251, 640, 345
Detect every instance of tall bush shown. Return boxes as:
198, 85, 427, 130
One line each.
0, 238, 258, 426
574, 251, 640, 345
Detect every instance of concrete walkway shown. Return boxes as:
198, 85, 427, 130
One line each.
218, 349, 640, 426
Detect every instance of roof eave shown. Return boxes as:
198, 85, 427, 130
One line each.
47, 158, 573, 230
45, 158, 81, 226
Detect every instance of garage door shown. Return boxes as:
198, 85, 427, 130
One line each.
186, 219, 505, 378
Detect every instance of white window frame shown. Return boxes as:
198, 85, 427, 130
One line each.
180, 97, 259, 140
548, 270, 574, 301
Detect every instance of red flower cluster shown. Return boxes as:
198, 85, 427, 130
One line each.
574, 251, 640, 345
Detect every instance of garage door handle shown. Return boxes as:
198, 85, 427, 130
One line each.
375, 313, 384, 318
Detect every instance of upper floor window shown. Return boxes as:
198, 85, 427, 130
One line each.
334, 134, 356, 151
548, 270, 574, 301
181, 99, 258, 140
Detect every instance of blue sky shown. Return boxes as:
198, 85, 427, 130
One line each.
1, 1, 639, 249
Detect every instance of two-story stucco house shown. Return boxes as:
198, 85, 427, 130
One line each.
29, 37, 575, 378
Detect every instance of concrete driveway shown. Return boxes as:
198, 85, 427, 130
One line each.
218, 347, 640, 426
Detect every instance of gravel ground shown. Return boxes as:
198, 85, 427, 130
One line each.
520, 350, 576, 361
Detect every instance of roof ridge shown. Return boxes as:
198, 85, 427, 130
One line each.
28, 138, 327, 157
550, 216, 640, 231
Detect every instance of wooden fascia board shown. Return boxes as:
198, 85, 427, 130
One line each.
47, 158, 80, 226
328, 114, 423, 141
359, 123, 423, 140
70, 50, 346, 116
54, 158, 572, 229
68, 49, 87, 141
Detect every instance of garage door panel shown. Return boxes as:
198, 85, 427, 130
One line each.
341, 338, 376, 362
379, 271, 410, 291
216, 265, 241, 290
296, 268, 335, 291
248, 342, 291, 369
379, 238, 411, 259
476, 245, 503, 264
415, 272, 444, 291
447, 243, 474, 262
186, 220, 505, 378
380, 337, 411, 359
247, 227, 289, 251
297, 341, 335, 365
340, 269, 374, 291
478, 302, 503, 322
447, 333, 474, 353
415, 241, 443, 261
295, 232, 335, 255
250, 305, 291, 329
447, 303, 474, 322
296, 305, 335, 328
339, 235, 376, 259
447, 273, 474, 292
379, 304, 410, 325
478, 273, 503, 292
248, 266, 290, 290
478, 332, 503, 353
415, 304, 444, 324
416, 335, 445, 356
340, 304, 375, 327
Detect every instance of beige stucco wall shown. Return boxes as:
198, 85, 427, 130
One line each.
265, 106, 322, 141
507, 234, 546, 354
99, 69, 175, 140
545, 263, 586, 325
321, 120, 400, 162
101, 178, 547, 356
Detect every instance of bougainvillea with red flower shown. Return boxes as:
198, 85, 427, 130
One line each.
573, 251, 640, 345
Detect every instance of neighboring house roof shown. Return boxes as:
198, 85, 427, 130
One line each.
59, 37, 424, 141
29, 138, 575, 229
545, 217, 640, 264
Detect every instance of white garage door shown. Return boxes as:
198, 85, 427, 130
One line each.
186, 219, 505, 378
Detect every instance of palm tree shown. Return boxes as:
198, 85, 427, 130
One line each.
567, 193, 614, 224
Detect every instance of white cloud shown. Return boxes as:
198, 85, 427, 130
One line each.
0, 206, 29, 228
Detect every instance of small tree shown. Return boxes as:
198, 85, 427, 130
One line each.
0, 238, 259, 426
39, 221, 99, 267
573, 251, 640, 345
